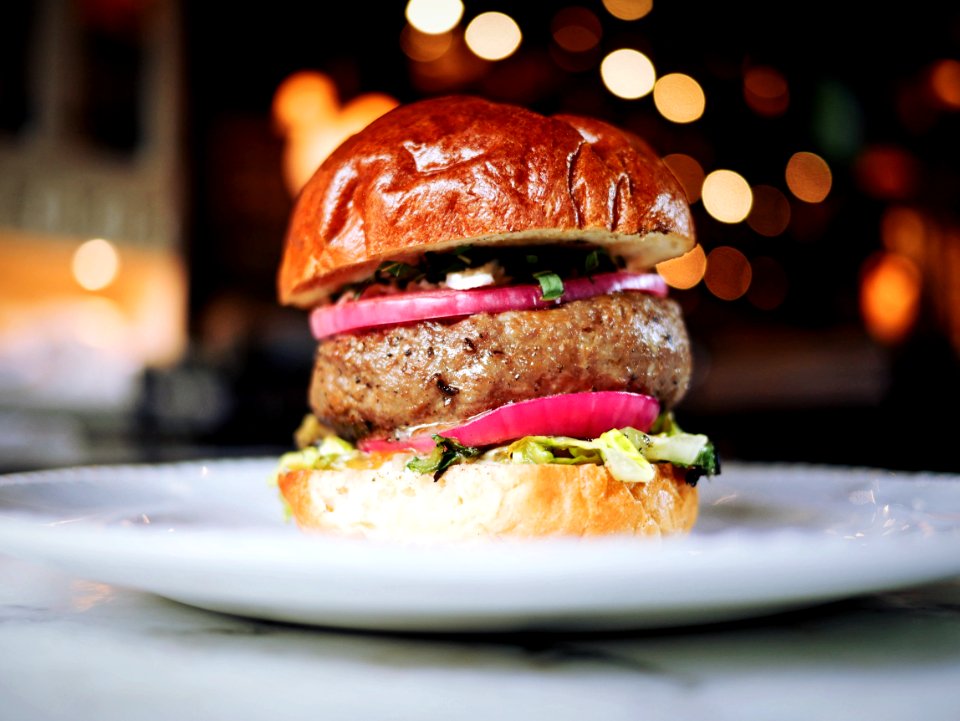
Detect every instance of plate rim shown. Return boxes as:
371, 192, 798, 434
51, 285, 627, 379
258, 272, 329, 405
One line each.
2, 457, 960, 631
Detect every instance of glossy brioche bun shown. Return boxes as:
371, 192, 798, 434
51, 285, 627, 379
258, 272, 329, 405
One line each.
277, 459, 698, 540
279, 96, 695, 307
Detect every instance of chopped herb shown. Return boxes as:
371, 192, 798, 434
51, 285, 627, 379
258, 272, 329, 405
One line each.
585, 250, 600, 274
407, 435, 481, 480
533, 271, 564, 300
333, 245, 624, 301
378, 261, 421, 281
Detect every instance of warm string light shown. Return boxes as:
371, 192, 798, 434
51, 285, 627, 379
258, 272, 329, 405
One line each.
785, 152, 832, 203
701, 170, 752, 224
271, 72, 338, 136
705, 246, 752, 301
465, 12, 522, 61
551, 7, 602, 53
747, 185, 791, 237
400, 26, 454, 62
855, 146, 919, 200
662, 154, 704, 203
743, 66, 789, 117
405, 0, 463, 34
72, 239, 120, 291
653, 73, 705, 123
860, 252, 922, 344
272, 71, 398, 195
881, 206, 927, 265
656, 244, 706, 289
600, 49, 655, 99
929, 59, 960, 110
602, 0, 653, 21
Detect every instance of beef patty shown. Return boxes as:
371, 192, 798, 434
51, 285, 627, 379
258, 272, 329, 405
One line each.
310, 292, 692, 441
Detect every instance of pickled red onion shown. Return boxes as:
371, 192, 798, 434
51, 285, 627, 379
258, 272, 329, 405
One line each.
310, 271, 667, 339
358, 391, 660, 454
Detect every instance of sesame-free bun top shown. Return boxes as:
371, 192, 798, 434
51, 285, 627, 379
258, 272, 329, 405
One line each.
279, 96, 695, 307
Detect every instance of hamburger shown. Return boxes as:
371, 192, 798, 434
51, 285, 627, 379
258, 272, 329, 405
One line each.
273, 96, 718, 540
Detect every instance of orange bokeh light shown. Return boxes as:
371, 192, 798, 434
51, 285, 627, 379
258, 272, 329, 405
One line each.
602, 0, 653, 21
273, 72, 398, 195
743, 66, 789, 117
929, 59, 960, 110
785, 152, 832, 203
705, 246, 752, 300
855, 146, 919, 200
551, 7, 602, 53
662, 153, 704, 203
860, 251, 922, 344
656, 244, 706, 289
747, 185, 791, 237
881, 206, 927, 264
653, 73, 706, 123
401, 25, 454, 62
271, 71, 339, 135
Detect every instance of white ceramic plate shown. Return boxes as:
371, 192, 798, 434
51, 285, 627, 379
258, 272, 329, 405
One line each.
1, 459, 959, 631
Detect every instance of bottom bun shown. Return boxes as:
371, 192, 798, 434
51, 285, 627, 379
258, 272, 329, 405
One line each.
277, 459, 698, 540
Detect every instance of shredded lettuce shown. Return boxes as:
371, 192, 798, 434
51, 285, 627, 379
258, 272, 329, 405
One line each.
504, 429, 654, 483
500, 414, 719, 483
282, 413, 718, 488
595, 429, 656, 482
273, 435, 358, 479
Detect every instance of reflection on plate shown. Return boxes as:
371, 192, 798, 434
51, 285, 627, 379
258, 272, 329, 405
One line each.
1, 459, 959, 631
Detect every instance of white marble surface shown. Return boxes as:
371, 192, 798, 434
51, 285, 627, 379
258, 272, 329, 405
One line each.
2, 554, 959, 721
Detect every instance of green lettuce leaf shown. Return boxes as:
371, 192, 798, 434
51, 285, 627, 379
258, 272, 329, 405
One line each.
274, 435, 358, 478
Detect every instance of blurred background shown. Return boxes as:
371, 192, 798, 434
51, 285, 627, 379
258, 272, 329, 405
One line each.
1, 0, 958, 473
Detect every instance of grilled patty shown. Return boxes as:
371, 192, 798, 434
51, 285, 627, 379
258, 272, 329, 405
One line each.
310, 292, 692, 441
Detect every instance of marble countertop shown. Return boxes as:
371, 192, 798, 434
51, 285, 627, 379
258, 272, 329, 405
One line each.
2, 554, 959, 721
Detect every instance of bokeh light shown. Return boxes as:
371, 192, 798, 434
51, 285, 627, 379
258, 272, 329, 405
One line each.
662, 153, 704, 203
743, 66, 789, 117
340, 94, 398, 128
747, 256, 789, 310
551, 7, 602, 53
860, 251, 922, 344
855, 145, 919, 200
400, 25, 454, 62
747, 185, 791, 237
929, 59, 960, 110
814, 81, 863, 160
702, 169, 752, 223
465, 12, 522, 61
271, 71, 338, 134
785, 151, 832, 203
600, 49, 655, 99
72, 239, 120, 291
881, 206, 927, 265
656, 244, 706, 289
653, 73, 705, 123
274, 72, 398, 195
405, 0, 464, 35
705, 246, 752, 300
602, 0, 653, 21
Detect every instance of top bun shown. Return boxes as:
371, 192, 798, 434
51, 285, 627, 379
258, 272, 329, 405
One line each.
279, 96, 694, 307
